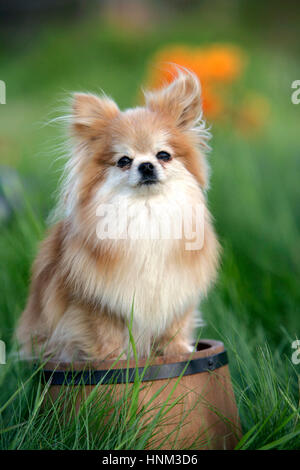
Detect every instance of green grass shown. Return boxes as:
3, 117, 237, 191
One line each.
0, 10, 299, 449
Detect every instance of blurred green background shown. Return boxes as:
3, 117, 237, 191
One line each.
0, 0, 299, 449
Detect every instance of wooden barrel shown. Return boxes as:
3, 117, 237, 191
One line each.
42, 339, 241, 450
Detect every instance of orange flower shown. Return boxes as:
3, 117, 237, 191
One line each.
145, 44, 245, 119
198, 45, 245, 82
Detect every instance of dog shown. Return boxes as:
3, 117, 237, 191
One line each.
16, 70, 220, 362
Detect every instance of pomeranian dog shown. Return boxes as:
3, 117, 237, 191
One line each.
17, 70, 220, 362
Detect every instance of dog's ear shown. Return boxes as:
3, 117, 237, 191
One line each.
145, 70, 202, 131
71, 93, 119, 140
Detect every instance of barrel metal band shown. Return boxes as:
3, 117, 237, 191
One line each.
42, 350, 228, 386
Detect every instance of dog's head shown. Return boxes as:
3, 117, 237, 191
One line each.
67, 70, 210, 208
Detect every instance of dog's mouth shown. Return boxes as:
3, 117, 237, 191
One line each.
139, 177, 159, 186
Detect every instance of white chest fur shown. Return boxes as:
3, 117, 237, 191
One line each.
66, 176, 207, 352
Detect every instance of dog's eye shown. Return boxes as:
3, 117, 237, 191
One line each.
156, 151, 171, 161
117, 156, 132, 168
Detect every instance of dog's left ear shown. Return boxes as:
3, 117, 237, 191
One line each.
145, 70, 202, 131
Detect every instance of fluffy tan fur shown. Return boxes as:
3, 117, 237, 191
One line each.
17, 70, 220, 361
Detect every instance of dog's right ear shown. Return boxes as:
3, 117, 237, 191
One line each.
71, 93, 119, 140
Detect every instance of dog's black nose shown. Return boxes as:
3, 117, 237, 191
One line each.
138, 162, 157, 185
138, 162, 155, 175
